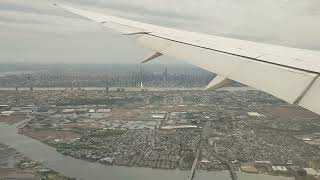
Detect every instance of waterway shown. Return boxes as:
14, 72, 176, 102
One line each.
0, 122, 292, 180
0, 86, 255, 92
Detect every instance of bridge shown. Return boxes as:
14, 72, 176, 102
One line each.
188, 148, 200, 180
210, 142, 238, 180
188, 121, 238, 180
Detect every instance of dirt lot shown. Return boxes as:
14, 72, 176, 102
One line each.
263, 105, 320, 121
109, 108, 139, 120
0, 115, 27, 125
19, 129, 80, 142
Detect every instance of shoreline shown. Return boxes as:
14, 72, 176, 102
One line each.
0, 121, 294, 180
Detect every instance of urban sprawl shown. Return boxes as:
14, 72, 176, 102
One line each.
0, 66, 320, 180
0, 88, 320, 180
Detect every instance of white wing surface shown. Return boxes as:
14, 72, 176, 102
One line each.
55, 4, 320, 115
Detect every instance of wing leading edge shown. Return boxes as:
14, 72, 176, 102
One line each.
55, 3, 320, 115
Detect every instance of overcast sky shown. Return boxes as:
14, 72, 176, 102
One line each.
0, 0, 320, 64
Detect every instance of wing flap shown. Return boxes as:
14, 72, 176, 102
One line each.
102, 22, 149, 35
205, 75, 233, 91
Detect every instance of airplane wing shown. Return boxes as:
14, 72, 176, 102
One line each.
55, 3, 320, 115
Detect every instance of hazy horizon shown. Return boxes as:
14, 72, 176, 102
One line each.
0, 62, 207, 74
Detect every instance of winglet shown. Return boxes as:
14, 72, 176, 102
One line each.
205, 75, 233, 91
141, 52, 163, 64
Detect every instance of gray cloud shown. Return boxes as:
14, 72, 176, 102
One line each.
0, 0, 319, 64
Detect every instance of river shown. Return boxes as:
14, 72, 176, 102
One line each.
0, 122, 292, 180
0, 86, 255, 92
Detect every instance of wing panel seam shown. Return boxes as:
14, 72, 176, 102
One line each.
148, 34, 320, 74
294, 75, 320, 105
